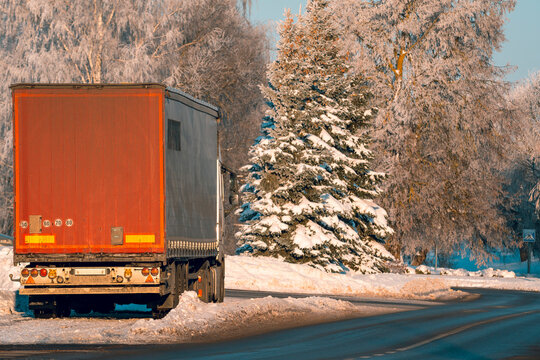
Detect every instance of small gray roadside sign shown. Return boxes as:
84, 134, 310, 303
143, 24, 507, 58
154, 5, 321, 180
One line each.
523, 229, 536, 243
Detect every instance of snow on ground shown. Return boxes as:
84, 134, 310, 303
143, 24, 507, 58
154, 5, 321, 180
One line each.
0, 292, 380, 344
424, 247, 540, 277
225, 254, 540, 299
0, 245, 393, 344
226, 255, 461, 300
0, 245, 26, 315
0, 245, 24, 292
1, 244, 540, 344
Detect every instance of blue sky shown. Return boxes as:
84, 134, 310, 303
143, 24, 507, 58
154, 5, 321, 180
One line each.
249, 0, 540, 83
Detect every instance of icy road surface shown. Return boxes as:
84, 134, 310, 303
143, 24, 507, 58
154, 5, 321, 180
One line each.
0, 290, 408, 345
95, 288, 540, 360
1, 289, 538, 360
1, 245, 540, 350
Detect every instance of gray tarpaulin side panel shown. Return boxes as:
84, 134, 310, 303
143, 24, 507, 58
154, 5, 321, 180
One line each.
165, 95, 217, 255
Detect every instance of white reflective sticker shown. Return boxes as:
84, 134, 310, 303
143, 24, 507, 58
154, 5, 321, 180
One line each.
65, 219, 73, 227
20, 221, 28, 229
43, 220, 51, 228
54, 219, 62, 227
74, 268, 106, 276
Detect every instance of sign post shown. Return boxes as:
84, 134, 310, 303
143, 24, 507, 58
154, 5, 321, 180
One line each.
523, 229, 536, 274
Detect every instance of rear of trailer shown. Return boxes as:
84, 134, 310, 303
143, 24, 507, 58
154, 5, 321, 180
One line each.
11, 84, 226, 318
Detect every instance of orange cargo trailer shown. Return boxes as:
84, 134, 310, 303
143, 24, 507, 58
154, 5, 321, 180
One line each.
10, 84, 229, 318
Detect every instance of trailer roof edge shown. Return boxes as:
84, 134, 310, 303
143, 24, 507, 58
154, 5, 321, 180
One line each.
165, 87, 219, 114
10, 83, 220, 119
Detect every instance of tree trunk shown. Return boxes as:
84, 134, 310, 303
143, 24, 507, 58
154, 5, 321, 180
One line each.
411, 249, 428, 266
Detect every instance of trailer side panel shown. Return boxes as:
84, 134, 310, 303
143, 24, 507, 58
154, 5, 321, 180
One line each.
164, 95, 218, 257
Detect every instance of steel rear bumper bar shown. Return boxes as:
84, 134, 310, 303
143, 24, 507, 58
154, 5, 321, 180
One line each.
19, 285, 161, 295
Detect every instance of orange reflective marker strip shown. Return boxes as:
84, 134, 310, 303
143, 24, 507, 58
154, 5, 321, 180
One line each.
25, 235, 55, 244
125, 235, 155, 244
198, 289, 203, 298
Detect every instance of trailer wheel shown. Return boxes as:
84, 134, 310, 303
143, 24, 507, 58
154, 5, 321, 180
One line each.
151, 309, 169, 319
217, 260, 225, 303
175, 262, 188, 306
56, 298, 71, 318
209, 262, 224, 303
190, 261, 211, 303
33, 309, 55, 319
72, 302, 91, 315
31, 296, 70, 318
94, 301, 115, 314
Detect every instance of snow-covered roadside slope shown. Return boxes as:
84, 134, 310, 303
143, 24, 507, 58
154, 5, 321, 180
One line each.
0, 292, 391, 344
128, 292, 384, 344
0, 245, 25, 315
0, 245, 24, 292
225, 255, 540, 298
2, 245, 540, 344
3, 245, 539, 305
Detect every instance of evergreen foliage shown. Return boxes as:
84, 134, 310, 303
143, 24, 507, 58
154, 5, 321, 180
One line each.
236, 0, 393, 273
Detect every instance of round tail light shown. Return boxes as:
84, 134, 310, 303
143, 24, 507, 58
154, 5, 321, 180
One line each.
21, 269, 29, 277
40, 268, 48, 277
150, 267, 159, 276
141, 267, 149, 276
30, 269, 38, 277
124, 269, 132, 279
116, 275, 124, 283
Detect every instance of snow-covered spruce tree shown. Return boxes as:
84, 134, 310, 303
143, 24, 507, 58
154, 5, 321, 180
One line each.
236, 1, 393, 273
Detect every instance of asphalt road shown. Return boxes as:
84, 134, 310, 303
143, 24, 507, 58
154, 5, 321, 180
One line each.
1, 288, 539, 359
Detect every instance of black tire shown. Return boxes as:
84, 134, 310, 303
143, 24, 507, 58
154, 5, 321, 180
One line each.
218, 260, 225, 303
56, 299, 71, 318
73, 303, 91, 315
33, 309, 54, 319
151, 309, 169, 319
209, 264, 225, 303
94, 301, 115, 314
190, 261, 211, 303
175, 262, 188, 306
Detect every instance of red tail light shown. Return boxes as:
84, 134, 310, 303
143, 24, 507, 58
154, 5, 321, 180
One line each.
39, 268, 48, 277
141, 267, 149, 276
150, 267, 159, 276
21, 269, 29, 277
30, 269, 38, 277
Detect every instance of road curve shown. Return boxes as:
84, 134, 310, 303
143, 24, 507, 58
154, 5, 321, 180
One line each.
104, 288, 540, 360
1, 288, 539, 359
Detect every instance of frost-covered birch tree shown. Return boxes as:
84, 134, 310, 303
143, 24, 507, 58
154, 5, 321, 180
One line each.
334, 0, 516, 263
0, 0, 268, 239
236, 1, 393, 273
509, 71, 540, 219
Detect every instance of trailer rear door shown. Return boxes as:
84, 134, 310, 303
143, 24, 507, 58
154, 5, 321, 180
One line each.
13, 85, 165, 255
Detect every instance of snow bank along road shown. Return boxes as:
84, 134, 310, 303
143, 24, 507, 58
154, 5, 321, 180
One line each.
2, 246, 540, 357
0, 290, 420, 346
1, 288, 539, 359
122, 288, 540, 360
